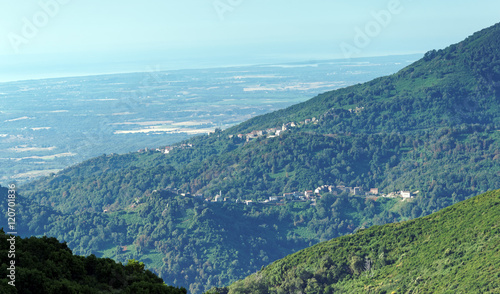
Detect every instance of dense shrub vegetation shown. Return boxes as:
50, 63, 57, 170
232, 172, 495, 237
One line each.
0, 186, 405, 293
0, 229, 186, 293
9, 22, 500, 293
213, 190, 500, 293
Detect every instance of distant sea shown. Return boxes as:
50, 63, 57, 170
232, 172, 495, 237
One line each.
0, 53, 309, 83
0, 51, 423, 83
0, 52, 422, 185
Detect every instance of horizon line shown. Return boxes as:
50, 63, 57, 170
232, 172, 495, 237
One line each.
0, 52, 423, 84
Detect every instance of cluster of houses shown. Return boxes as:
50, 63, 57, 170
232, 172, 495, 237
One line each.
118, 186, 416, 213
314, 185, 376, 196
348, 106, 365, 114
160, 143, 193, 154
138, 143, 194, 154
315, 185, 415, 199
384, 190, 417, 199
229, 118, 318, 142
139, 117, 319, 154
202, 190, 319, 206
231, 128, 282, 141
135, 115, 418, 206
169, 185, 415, 207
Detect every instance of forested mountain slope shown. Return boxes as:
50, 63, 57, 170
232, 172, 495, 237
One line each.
215, 189, 500, 294
1, 185, 406, 293
229, 22, 500, 135
22, 23, 500, 214
15, 23, 500, 293
0, 228, 186, 294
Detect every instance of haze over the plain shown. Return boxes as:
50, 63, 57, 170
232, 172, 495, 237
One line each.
1, 0, 499, 82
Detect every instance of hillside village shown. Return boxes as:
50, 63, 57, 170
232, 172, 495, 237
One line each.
139, 105, 367, 155
136, 115, 417, 207
156, 185, 416, 209
138, 115, 321, 154
228, 105, 365, 142
229, 119, 313, 141
137, 121, 306, 154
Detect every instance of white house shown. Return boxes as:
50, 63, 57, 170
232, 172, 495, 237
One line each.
401, 191, 412, 198
214, 190, 223, 202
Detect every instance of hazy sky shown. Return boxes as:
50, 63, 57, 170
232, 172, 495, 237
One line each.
1, 0, 499, 81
